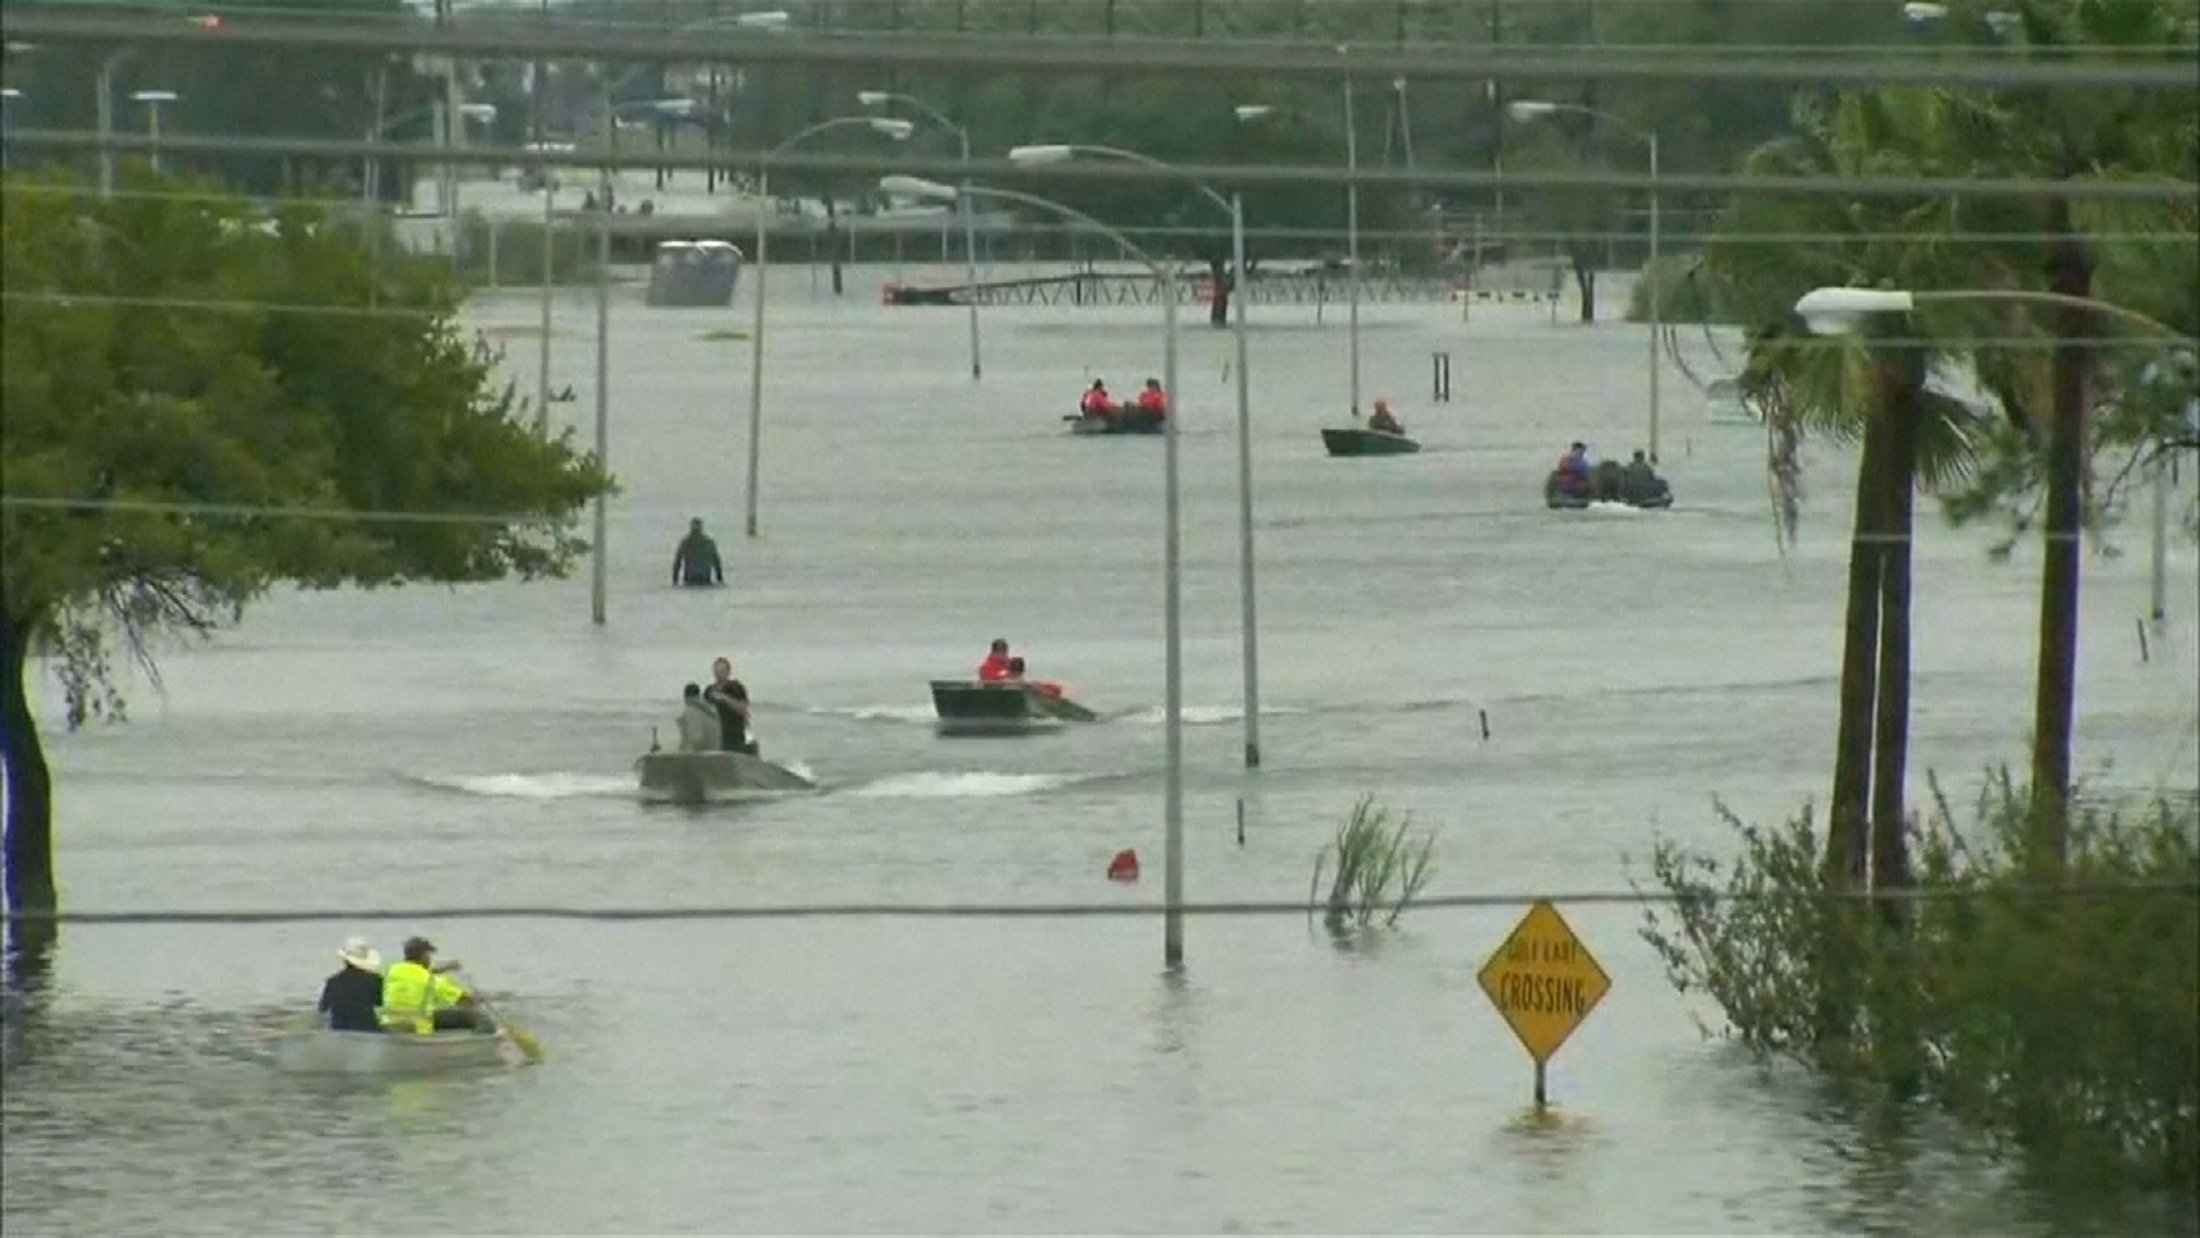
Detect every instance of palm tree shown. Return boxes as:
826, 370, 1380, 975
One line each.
1706, 90, 1988, 896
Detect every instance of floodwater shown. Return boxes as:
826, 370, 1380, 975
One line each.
4, 261, 2196, 1236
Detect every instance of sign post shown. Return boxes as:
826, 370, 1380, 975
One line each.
1476, 899, 1610, 1110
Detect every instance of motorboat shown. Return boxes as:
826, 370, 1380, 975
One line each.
1321, 426, 1421, 456
929, 680, 1100, 736
1065, 412, 1165, 436
1544, 465, 1674, 510
271, 1028, 524, 1076
635, 749, 818, 804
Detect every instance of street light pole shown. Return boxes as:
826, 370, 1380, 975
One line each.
882, 174, 1186, 967
1343, 68, 1362, 417
858, 89, 983, 381
1647, 129, 1661, 462
591, 94, 612, 627
1231, 192, 1260, 768
1007, 141, 1261, 769
1509, 99, 1662, 458
745, 158, 771, 538
1795, 285, 2198, 633
747, 115, 915, 538
537, 166, 554, 437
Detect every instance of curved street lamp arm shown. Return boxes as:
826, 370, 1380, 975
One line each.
862, 90, 966, 152
1525, 100, 1655, 148
953, 182, 1163, 275
1917, 289, 2196, 344
1048, 143, 1234, 220
770, 114, 901, 158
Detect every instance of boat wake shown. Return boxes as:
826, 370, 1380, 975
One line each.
406, 771, 637, 800
811, 704, 941, 725
847, 770, 1088, 799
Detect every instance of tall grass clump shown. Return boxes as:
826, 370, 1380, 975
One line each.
1640, 770, 2199, 1192
1309, 795, 1438, 938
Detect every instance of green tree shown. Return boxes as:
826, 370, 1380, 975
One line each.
0, 170, 611, 947
1708, 89, 1994, 895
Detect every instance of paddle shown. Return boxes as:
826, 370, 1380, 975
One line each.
452, 968, 546, 1063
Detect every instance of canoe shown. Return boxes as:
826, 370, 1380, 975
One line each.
635, 750, 818, 804
272, 1028, 522, 1076
930, 680, 1100, 736
1066, 413, 1164, 436
1321, 426, 1421, 456
1543, 469, 1674, 510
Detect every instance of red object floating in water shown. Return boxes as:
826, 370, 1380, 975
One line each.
1107, 849, 1140, 882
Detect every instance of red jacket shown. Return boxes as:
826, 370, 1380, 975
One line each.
978, 653, 1014, 682
1080, 390, 1116, 416
1135, 389, 1169, 416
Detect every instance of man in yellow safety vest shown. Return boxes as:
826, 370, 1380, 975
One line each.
379, 936, 494, 1035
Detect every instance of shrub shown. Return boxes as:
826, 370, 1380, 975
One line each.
1308, 796, 1437, 938
1640, 772, 2199, 1190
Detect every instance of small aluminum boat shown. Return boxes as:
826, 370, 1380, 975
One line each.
635, 749, 818, 804
929, 680, 1100, 736
272, 1028, 523, 1076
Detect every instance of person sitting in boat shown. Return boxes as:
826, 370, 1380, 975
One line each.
319, 936, 386, 1034
979, 639, 1016, 682
676, 682, 719, 752
705, 657, 758, 756
1079, 380, 1118, 420
1007, 655, 1065, 699
1551, 441, 1595, 500
1135, 378, 1169, 416
1558, 441, 1592, 480
1368, 397, 1404, 435
1619, 449, 1669, 505
379, 937, 495, 1035
672, 517, 724, 588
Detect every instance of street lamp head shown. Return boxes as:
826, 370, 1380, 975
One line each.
1007, 144, 1075, 166
130, 89, 180, 103
649, 97, 698, 118
867, 117, 916, 140
1902, 2, 1950, 22
458, 102, 498, 123
0, 88, 22, 100
856, 90, 890, 107
1506, 100, 1562, 120
880, 174, 956, 201
733, 10, 791, 28
1233, 105, 1275, 122
1794, 286, 1918, 335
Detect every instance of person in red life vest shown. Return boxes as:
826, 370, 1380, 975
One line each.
978, 638, 1016, 682
1134, 377, 1170, 421
1079, 379, 1118, 420
1005, 655, 1065, 699
1368, 396, 1404, 435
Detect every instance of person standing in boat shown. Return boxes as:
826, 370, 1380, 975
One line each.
676, 683, 719, 752
672, 517, 724, 587
379, 937, 494, 1035
318, 936, 386, 1034
705, 657, 758, 755
1368, 397, 1404, 435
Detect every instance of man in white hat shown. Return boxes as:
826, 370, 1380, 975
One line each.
317, 936, 385, 1033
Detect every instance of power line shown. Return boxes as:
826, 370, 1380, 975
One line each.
4, 183, 2194, 249
0, 494, 575, 527
6, 8, 2195, 90
9, 881, 2196, 926
12, 130, 2199, 204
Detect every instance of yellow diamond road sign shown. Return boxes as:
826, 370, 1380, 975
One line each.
1477, 900, 1611, 1065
